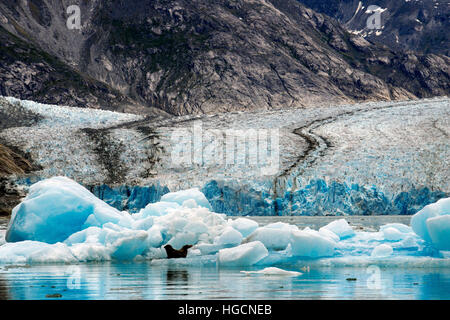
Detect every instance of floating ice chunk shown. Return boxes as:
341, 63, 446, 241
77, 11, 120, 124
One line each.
136, 202, 180, 218
241, 267, 302, 277
319, 219, 355, 239
5, 177, 124, 244
64, 225, 148, 260
391, 236, 420, 250
289, 229, 336, 258
229, 218, 259, 237
167, 232, 198, 249
214, 227, 243, 246
186, 248, 202, 258
107, 229, 148, 260
147, 225, 165, 248
382, 227, 405, 241
144, 247, 167, 259
265, 222, 298, 231
411, 198, 450, 243
161, 188, 212, 210
183, 220, 209, 235
371, 244, 393, 257
218, 241, 269, 267
426, 215, 450, 250
182, 199, 199, 208
0, 241, 76, 264
319, 228, 340, 242
244, 226, 293, 251
195, 243, 224, 255
131, 217, 154, 231
64, 227, 106, 246
380, 223, 413, 234
69, 243, 111, 261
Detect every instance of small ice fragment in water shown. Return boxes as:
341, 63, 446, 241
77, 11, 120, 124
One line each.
241, 267, 302, 277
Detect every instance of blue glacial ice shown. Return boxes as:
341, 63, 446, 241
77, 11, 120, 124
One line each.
411, 198, 450, 250
0, 177, 449, 267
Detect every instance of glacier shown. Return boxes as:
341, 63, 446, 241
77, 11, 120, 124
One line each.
1, 96, 448, 218
0, 177, 449, 267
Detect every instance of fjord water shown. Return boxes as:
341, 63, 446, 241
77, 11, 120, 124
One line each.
1, 261, 449, 300
1, 216, 449, 300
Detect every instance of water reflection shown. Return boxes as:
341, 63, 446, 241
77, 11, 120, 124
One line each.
0, 275, 10, 300
0, 263, 449, 300
166, 268, 189, 286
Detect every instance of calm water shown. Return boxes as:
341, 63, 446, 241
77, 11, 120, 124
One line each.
1, 263, 449, 300
1, 216, 449, 300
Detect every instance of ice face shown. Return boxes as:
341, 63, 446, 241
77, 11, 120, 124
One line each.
0, 178, 449, 266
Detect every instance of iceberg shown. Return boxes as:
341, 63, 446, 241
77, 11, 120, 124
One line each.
411, 197, 450, 250
5, 177, 125, 243
289, 229, 336, 258
371, 244, 394, 258
214, 227, 243, 246
241, 267, 302, 277
229, 218, 259, 237
426, 215, 450, 250
0, 241, 76, 264
319, 219, 355, 239
0, 177, 448, 267
243, 225, 296, 251
218, 241, 269, 267
160, 188, 212, 210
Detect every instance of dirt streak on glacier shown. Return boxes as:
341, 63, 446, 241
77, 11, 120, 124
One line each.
0, 96, 448, 216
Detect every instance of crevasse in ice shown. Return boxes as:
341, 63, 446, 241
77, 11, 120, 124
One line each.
0, 177, 449, 267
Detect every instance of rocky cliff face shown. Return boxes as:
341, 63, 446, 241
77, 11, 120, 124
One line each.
0, 0, 448, 115
296, 0, 450, 56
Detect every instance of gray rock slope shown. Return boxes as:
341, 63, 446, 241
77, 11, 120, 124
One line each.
296, 0, 450, 56
0, 0, 448, 115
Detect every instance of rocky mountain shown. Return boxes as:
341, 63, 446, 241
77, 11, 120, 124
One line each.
296, 0, 450, 56
0, 0, 448, 115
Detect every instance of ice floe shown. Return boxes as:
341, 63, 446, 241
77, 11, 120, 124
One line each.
0, 177, 449, 268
